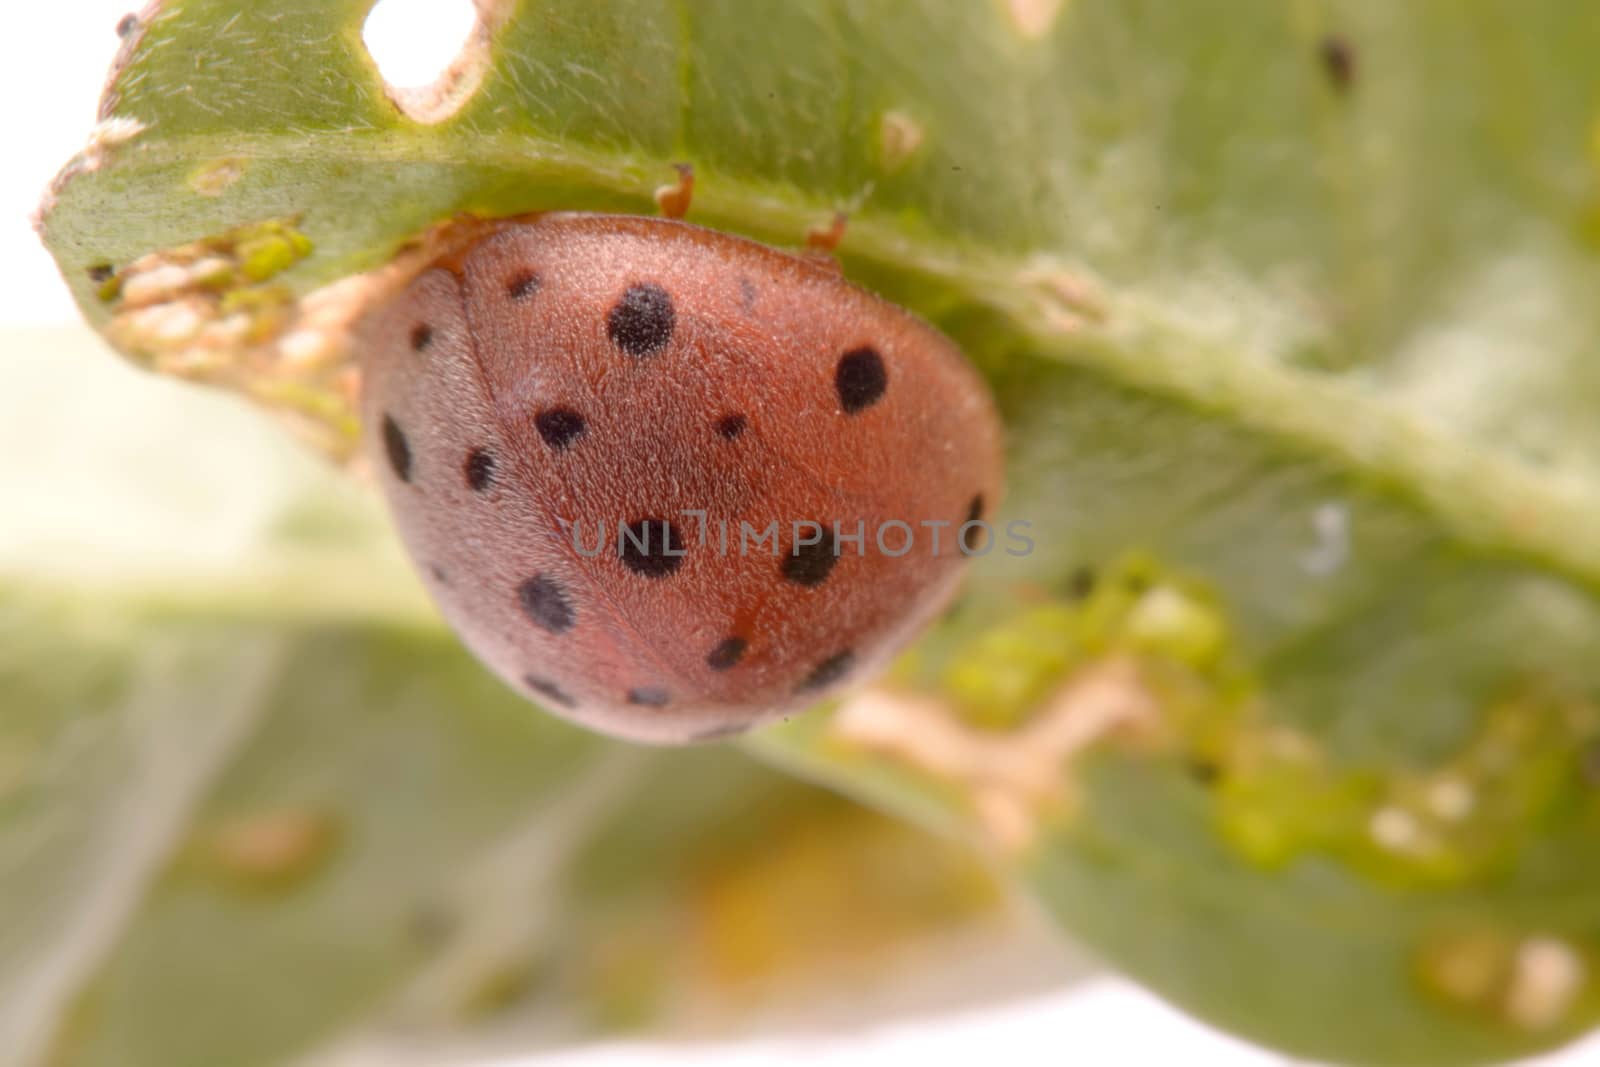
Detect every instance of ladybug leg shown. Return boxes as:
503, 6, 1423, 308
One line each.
654, 163, 695, 220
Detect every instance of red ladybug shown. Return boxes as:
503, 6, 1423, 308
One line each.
360, 212, 1003, 744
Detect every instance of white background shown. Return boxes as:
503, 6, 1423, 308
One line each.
5, 2, 1597, 1065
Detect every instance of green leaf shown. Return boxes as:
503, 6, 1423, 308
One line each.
34, 1, 1600, 1064
9, 582, 1057, 1067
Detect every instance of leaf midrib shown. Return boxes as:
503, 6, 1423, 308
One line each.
66, 129, 1600, 592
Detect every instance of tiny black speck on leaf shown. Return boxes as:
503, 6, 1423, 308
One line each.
1582, 739, 1600, 785
1068, 566, 1097, 599
1319, 34, 1356, 92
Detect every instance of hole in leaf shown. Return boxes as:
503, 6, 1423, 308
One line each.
361, 0, 490, 124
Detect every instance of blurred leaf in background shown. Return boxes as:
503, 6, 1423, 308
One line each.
0, 331, 1078, 1067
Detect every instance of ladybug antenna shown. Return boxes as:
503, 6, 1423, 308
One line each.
805, 211, 849, 254
655, 163, 695, 220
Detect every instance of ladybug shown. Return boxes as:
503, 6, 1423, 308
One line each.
359, 207, 1003, 744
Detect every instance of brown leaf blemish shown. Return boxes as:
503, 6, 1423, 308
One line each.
829, 657, 1160, 851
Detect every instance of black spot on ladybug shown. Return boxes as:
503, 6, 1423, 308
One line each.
410, 323, 434, 351
1319, 34, 1356, 92
524, 675, 576, 709
429, 563, 449, 584
518, 575, 575, 634
797, 649, 855, 693
608, 283, 675, 357
694, 722, 750, 742
738, 277, 757, 310
535, 408, 586, 451
507, 271, 540, 300
781, 529, 839, 587
464, 448, 495, 492
960, 494, 986, 553
381, 414, 412, 483
835, 347, 887, 413
87, 262, 115, 283
627, 686, 671, 707
619, 518, 685, 578
706, 636, 748, 671
717, 413, 748, 440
